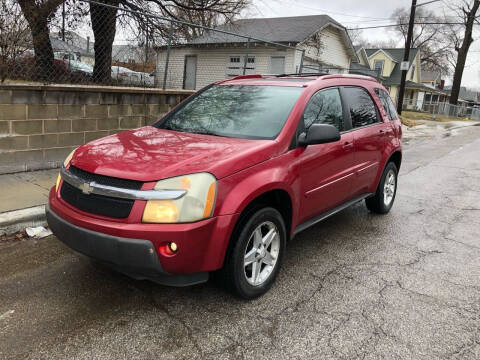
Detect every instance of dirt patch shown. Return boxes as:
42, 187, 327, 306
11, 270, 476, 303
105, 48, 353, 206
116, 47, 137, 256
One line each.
400, 115, 423, 127
402, 111, 471, 123
0, 230, 28, 246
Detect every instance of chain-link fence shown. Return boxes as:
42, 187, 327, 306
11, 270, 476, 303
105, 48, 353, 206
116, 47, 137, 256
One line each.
423, 102, 480, 120
2, 0, 391, 92
1, 0, 159, 88
2, 0, 322, 90
403, 98, 480, 121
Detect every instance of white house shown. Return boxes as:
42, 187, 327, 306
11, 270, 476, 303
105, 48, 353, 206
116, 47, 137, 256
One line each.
155, 15, 358, 90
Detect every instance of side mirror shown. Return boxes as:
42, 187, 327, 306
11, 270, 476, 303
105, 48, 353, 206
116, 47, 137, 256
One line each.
298, 124, 340, 146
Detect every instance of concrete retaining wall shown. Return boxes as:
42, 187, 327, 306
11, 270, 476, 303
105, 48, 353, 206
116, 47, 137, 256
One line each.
0, 84, 194, 174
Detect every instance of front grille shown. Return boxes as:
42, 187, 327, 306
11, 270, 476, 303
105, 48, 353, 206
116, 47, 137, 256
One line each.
60, 166, 143, 219
68, 166, 143, 190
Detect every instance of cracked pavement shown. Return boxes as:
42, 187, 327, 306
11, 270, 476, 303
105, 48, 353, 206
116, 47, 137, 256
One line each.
1, 126, 480, 359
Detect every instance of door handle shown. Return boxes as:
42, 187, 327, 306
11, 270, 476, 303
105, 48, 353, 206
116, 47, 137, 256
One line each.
379, 129, 386, 136
342, 141, 353, 150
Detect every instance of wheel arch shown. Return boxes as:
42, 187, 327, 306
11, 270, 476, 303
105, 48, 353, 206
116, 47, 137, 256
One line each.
220, 188, 293, 268
388, 150, 402, 171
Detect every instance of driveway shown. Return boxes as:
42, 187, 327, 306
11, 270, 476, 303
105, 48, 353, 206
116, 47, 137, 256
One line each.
1, 126, 479, 359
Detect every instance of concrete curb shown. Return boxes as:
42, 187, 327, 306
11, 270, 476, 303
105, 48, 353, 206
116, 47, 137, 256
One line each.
449, 122, 480, 131
0, 205, 47, 236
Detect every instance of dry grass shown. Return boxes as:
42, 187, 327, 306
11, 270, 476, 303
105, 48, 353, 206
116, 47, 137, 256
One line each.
399, 115, 423, 127
402, 111, 470, 123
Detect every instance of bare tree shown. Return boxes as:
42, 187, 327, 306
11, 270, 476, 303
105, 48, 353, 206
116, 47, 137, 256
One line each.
17, 0, 65, 80
0, 0, 30, 82
447, 0, 480, 105
392, 6, 453, 74
90, 0, 119, 83
355, 37, 399, 49
89, 0, 249, 83
143, 0, 250, 42
347, 26, 363, 47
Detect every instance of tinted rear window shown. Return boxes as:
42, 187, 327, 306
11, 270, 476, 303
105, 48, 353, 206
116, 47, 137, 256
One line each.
156, 85, 303, 139
342, 87, 379, 128
375, 88, 399, 120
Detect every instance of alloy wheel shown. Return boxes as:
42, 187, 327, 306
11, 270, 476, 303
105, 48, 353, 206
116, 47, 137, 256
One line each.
243, 221, 280, 286
383, 170, 396, 206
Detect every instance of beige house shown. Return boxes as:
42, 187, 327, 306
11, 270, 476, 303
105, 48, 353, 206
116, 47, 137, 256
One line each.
155, 15, 358, 90
358, 48, 422, 106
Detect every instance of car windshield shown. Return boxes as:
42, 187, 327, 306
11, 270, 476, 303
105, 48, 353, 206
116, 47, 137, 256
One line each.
70, 61, 93, 72
156, 85, 303, 139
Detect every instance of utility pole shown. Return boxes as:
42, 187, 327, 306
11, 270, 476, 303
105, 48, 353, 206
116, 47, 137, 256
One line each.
145, 20, 149, 64
396, 0, 442, 114
397, 0, 416, 115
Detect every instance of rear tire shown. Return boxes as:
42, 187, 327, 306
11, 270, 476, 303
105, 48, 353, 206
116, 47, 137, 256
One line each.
365, 162, 398, 214
219, 207, 286, 299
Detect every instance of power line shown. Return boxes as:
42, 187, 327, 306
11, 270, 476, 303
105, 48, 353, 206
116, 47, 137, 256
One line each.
276, 0, 391, 20
347, 22, 468, 30
341, 16, 465, 25
416, 0, 442, 7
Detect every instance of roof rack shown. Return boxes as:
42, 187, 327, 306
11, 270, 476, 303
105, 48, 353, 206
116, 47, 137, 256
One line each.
228, 74, 264, 81
275, 72, 329, 77
321, 74, 378, 82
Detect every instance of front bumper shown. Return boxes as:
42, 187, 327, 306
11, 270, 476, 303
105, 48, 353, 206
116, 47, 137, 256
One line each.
46, 204, 208, 286
49, 186, 238, 273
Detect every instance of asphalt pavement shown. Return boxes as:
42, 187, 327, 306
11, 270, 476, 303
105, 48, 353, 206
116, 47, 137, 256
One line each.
1, 126, 479, 359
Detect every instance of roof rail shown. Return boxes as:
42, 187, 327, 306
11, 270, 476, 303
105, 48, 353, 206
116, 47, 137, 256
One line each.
275, 72, 329, 77
230, 74, 264, 80
215, 74, 264, 84
321, 74, 377, 82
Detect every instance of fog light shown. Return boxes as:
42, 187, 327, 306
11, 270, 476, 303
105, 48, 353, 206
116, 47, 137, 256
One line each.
158, 242, 179, 256
168, 242, 178, 253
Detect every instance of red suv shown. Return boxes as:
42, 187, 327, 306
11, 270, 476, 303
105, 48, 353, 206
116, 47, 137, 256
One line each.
47, 74, 402, 299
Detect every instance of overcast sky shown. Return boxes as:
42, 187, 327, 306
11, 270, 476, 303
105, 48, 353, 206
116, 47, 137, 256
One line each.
247, 0, 480, 89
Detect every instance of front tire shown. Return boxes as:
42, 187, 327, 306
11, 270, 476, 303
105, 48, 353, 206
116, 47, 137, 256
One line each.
221, 207, 286, 299
365, 162, 398, 214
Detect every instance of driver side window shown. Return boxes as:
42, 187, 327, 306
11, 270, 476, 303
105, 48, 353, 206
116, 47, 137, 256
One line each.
303, 88, 344, 132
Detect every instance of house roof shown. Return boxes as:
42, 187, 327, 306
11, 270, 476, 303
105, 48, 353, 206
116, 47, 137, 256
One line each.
189, 15, 343, 45
365, 48, 418, 63
50, 36, 93, 57
444, 86, 479, 103
158, 15, 358, 63
350, 62, 383, 79
365, 48, 397, 62
421, 70, 440, 82
364, 48, 419, 85
354, 46, 369, 65
405, 80, 447, 95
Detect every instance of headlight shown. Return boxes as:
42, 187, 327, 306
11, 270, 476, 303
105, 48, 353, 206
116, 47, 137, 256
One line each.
56, 148, 77, 191
55, 173, 61, 192
63, 148, 77, 167
142, 173, 217, 223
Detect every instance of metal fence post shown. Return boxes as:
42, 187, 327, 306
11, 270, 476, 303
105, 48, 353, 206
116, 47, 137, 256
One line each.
243, 38, 250, 75
145, 19, 149, 64
162, 20, 173, 90
299, 50, 305, 74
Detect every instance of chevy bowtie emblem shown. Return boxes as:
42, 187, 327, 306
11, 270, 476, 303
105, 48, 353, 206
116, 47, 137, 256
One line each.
80, 182, 94, 195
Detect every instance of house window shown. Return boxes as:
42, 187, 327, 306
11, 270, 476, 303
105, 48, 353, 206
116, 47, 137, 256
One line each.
373, 60, 384, 76
410, 64, 415, 80
226, 55, 255, 76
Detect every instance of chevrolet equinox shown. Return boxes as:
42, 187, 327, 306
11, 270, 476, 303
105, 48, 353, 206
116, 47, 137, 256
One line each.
47, 73, 402, 299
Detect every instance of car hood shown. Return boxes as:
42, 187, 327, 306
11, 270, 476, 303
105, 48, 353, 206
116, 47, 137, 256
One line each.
71, 126, 275, 182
